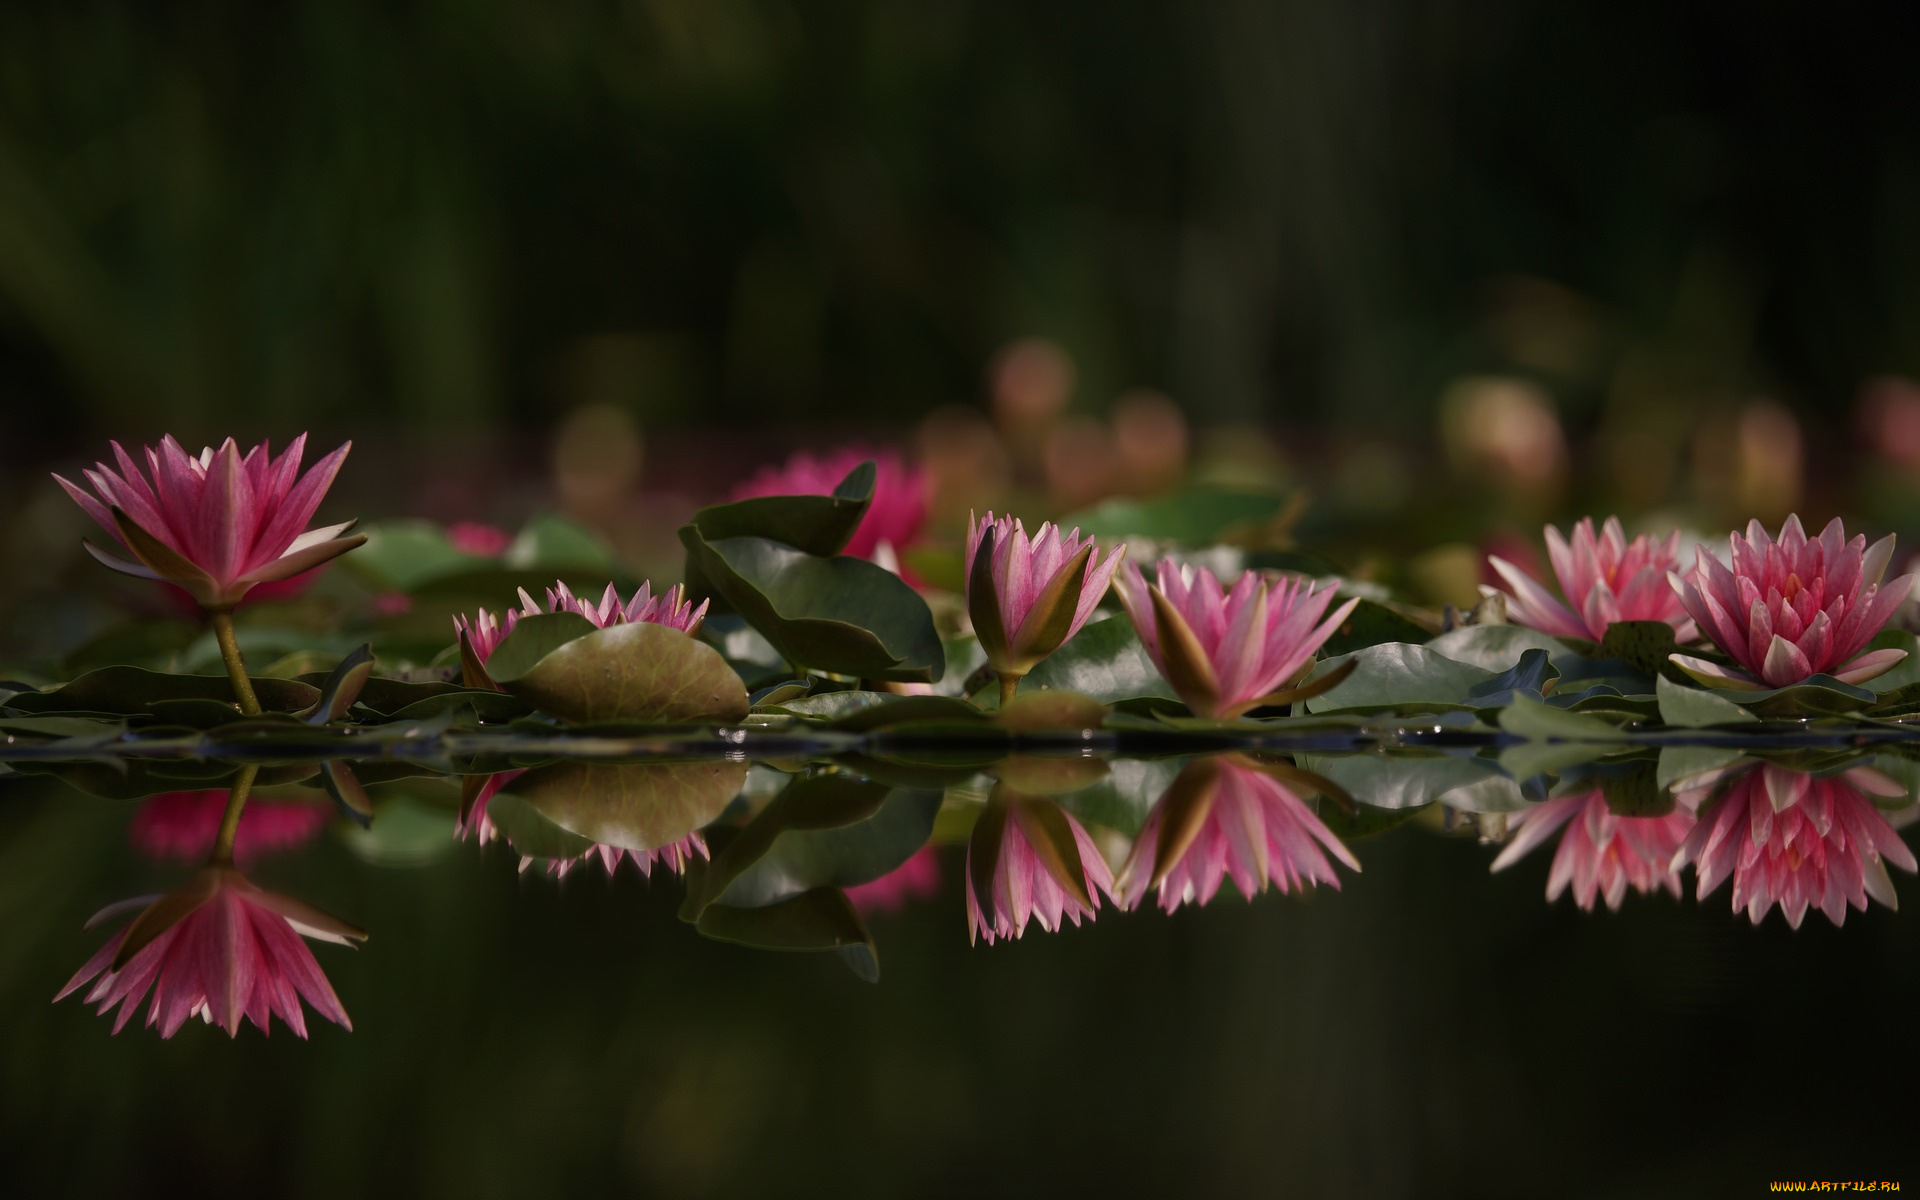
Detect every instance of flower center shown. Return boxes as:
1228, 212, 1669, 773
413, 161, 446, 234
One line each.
1781, 572, 1804, 601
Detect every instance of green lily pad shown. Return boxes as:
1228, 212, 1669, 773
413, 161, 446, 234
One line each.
999, 614, 1175, 706
1302, 643, 1495, 714
1317, 599, 1436, 656
682, 531, 944, 683
685, 460, 875, 557
4, 666, 321, 717
1426, 624, 1573, 672
1655, 676, 1759, 728
489, 618, 749, 725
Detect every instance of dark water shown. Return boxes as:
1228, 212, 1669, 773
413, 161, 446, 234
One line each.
3, 748, 1916, 1198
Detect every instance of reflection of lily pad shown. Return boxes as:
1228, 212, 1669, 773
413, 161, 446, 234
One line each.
497, 759, 748, 854
693, 889, 879, 982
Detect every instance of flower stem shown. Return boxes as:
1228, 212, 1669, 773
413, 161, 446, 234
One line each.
209, 763, 261, 866
998, 672, 1020, 707
208, 608, 261, 716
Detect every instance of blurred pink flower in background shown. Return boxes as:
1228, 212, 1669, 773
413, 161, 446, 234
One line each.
1487, 516, 1696, 643
1120, 756, 1358, 913
1671, 763, 1918, 928
1670, 515, 1913, 689
1489, 788, 1693, 910
965, 795, 1115, 945
446, 521, 514, 558
130, 791, 329, 867
965, 512, 1125, 685
57, 865, 363, 1038
54, 434, 364, 609
1114, 558, 1357, 719
731, 448, 928, 563
846, 848, 943, 915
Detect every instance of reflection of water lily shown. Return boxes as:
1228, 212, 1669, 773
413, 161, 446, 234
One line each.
965, 793, 1116, 945
54, 434, 362, 610
1489, 789, 1692, 910
459, 771, 709, 880
731, 447, 928, 564
965, 512, 1125, 700
846, 848, 942, 915
57, 865, 364, 1038
1120, 756, 1358, 913
1487, 516, 1696, 643
129, 791, 329, 867
1671, 763, 1919, 928
1113, 558, 1357, 719
1670, 515, 1913, 689
454, 578, 709, 667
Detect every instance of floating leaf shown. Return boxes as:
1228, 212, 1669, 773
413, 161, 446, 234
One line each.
1302, 644, 1494, 714
5, 666, 320, 717
481, 613, 599, 685
685, 461, 876, 557
1425, 625, 1571, 673
1465, 648, 1559, 710
1654, 676, 1759, 728
682, 531, 944, 683
994, 691, 1109, 732
495, 621, 749, 725
1002, 614, 1174, 705
297, 644, 376, 725
1318, 599, 1436, 656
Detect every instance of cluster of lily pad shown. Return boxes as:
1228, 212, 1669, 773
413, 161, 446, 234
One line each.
17, 432, 1920, 1037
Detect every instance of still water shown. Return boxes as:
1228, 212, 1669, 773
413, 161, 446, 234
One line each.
4, 743, 1915, 1197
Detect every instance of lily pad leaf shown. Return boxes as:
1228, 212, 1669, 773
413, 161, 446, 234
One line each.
499, 621, 749, 724
1465, 648, 1558, 709
4, 666, 320, 717
297, 644, 376, 725
1426, 625, 1572, 673
1302, 644, 1495, 714
686, 460, 876, 557
481, 613, 599, 685
1595, 620, 1682, 679
1318, 599, 1436, 656
682, 531, 944, 683
1002, 614, 1175, 705
1655, 675, 1759, 728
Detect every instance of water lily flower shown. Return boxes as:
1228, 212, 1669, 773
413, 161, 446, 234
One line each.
1670, 762, 1918, 928
1114, 558, 1358, 719
1670, 515, 1914, 689
1489, 788, 1693, 910
731, 448, 928, 563
846, 848, 943, 915
129, 790, 329, 867
965, 789, 1116, 945
1119, 756, 1358, 913
1486, 516, 1697, 643
54, 434, 363, 611
965, 512, 1125, 702
56, 865, 364, 1038
453, 579, 708, 682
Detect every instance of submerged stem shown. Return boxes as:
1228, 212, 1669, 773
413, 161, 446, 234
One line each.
208, 763, 261, 866
208, 608, 261, 716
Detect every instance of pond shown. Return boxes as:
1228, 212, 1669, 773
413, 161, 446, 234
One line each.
3, 731, 1916, 1197
6, 437, 1918, 1195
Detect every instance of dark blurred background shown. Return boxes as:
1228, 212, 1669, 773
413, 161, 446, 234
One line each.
4, 1, 1920, 540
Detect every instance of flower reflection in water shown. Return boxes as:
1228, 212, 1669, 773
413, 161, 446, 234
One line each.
1120, 755, 1358, 914
1489, 788, 1693, 911
1672, 762, 1919, 928
59, 766, 364, 1038
130, 789, 329, 867
846, 847, 942, 915
965, 787, 1116, 944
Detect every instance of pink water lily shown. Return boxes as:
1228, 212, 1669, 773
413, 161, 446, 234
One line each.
1670, 515, 1914, 689
54, 434, 363, 610
1487, 516, 1696, 643
732, 448, 928, 564
965, 791, 1116, 945
129, 791, 329, 868
454, 579, 708, 681
1119, 756, 1358, 913
1114, 558, 1358, 719
1670, 762, 1917, 928
965, 512, 1125, 698
57, 865, 363, 1038
1489, 788, 1693, 911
